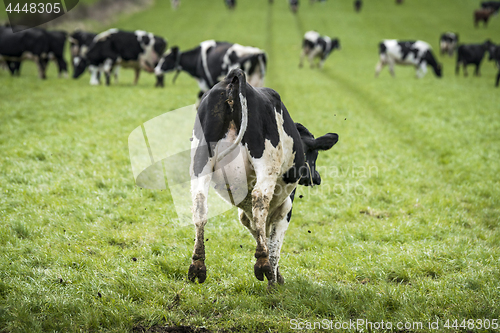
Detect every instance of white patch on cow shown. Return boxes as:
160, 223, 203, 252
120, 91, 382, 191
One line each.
73, 57, 81, 66
103, 58, 114, 73
200, 40, 217, 86
196, 78, 211, 92
154, 56, 165, 75
136, 31, 157, 72
304, 30, 320, 44
81, 45, 89, 57
89, 65, 100, 85
94, 28, 118, 42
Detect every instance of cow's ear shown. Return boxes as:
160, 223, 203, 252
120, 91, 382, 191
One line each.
313, 133, 338, 151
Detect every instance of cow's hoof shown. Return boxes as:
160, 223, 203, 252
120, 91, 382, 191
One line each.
188, 260, 206, 283
254, 257, 272, 282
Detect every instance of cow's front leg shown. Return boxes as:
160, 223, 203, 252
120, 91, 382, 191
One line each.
251, 179, 276, 282
474, 63, 481, 76
103, 58, 115, 86
496, 69, 500, 87
266, 195, 293, 287
299, 49, 307, 68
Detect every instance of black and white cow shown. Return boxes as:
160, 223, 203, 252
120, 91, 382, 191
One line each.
439, 32, 459, 57
0, 25, 49, 79
375, 40, 442, 78
188, 68, 338, 287
455, 40, 492, 76
299, 31, 341, 69
154, 40, 267, 99
73, 29, 167, 86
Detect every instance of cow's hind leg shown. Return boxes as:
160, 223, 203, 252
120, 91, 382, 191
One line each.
495, 69, 500, 87
189, 164, 213, 283
375, 60, 385, 77
133, 68, 141, 85
251, 174, 278, 283
266, 195, 293, 287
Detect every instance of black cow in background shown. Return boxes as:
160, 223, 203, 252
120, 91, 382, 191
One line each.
290, 0, 299, 13
225, 0, 236, 9
46, 30, 68, 77
456, 40, 492, 76
73, 29, 167, 86
0, 25, 49, 79
354, 0, 362, 12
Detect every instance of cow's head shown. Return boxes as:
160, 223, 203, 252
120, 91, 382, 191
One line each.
332, 38, 341, 51
434, 63, 443, 77
72, 56, 88, 79
154, 46, 179, 77
296, 123, 338, 186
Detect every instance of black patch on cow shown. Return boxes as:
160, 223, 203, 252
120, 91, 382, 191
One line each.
286, 189, 296, 222
379, 42, 387, 55
397, 41, 418, 60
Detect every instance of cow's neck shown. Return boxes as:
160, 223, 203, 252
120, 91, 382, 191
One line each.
179, 48, 201, 79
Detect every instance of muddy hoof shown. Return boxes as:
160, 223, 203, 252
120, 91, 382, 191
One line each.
254, 257, 272, 281
188, 260, 206, 283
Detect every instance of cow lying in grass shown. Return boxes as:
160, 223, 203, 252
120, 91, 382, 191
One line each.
188, 69, 338, 287
375, 40, 442, 78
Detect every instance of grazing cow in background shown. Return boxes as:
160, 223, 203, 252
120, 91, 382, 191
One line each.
481, 1, 500, 13
455, 41, 492, 76
290, 0, 299, 13
396, 0, 403, 4
299, 31, 341, 69
73, 29, 167, 86
154, 40, 267, 100
354, 0, 362, 12
474, 8, 495, 27
45, 30, 69, 77
1, 26, 68, 77
439, 32, 459, 57
225, 0, 236, 9
487, 43, 500, 86
188, 68, 338, 287
375, 40, 442, 78
0, 25, 49, 79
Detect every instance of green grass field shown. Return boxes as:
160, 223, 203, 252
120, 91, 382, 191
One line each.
1, 0, 500, 332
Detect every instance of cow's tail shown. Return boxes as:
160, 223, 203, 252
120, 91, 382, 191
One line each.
217, 69, 248, 163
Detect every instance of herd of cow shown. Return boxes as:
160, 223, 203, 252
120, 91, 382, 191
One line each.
1, 1, 499, 288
